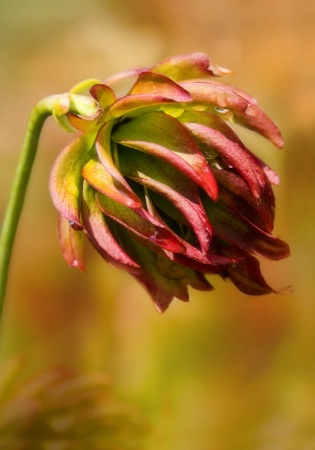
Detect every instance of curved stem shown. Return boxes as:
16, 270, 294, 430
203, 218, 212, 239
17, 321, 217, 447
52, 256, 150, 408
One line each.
0, 95, 59, 316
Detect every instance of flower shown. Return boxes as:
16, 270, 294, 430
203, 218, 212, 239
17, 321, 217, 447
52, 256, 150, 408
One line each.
49, 52, 290, 311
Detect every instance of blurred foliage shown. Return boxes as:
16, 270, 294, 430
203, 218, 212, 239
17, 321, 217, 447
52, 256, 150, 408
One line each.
0, 358, 149, 450
1, 0, 315, 448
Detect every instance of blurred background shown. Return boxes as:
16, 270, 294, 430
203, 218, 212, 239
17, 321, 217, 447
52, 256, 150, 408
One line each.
1, 0, 315, 448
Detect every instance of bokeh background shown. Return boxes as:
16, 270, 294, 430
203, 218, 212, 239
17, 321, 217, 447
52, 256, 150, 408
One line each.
1, 0, 315, 448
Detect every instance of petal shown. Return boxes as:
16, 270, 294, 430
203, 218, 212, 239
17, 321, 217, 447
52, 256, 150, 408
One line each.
220, 247, 275, 295
89, 84, 116, 109
184, 121, 265, 199
67, 112, 101, 133
96, 192, 185, 253
202, 194, 290, 260
181, 81, 284, 148
106, 93, 185, 120
58, 215, 85, 270
49, 133, 95, 229
69, 78, 102, 94
95, 122, 143, 209
82, 158, 142, 208
151, 52, 231, 81
112, 111, 218, 200
110, 225, 213, 312
212, 168, 275, 232
129, 72, 192, 101
119, 150, 213, 254
103, 68, 150, 86
81, 182, 141, 274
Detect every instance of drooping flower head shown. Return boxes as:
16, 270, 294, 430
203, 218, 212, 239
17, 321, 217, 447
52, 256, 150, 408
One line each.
50, 53, 290, 311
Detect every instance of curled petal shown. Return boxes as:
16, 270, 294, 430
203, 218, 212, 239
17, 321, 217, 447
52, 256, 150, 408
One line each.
89, 84, 116, 109
212, 168, 275, 232
130, 72, 192, 101
202, 195, 290, 260
82, 158, 141, 209
112, 111, 218, 200
110, 225, 213, 312
96, 192, 185, 253
220, 247, 276, 295
69, 78, 101, 94
119, 150, 212, 254
67, 112, 101, 133
95, 122, 143, 209
103, 68, 150, 86
82, 182, 141, 274
107, 94, 186, 120
58, 215, 85, 270
181, 81, 284, 148
49, 134, 95, 229
151, 52, 231, 81
185, 121, 265, 199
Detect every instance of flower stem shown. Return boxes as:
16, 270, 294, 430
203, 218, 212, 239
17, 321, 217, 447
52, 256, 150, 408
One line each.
0, 95, 58, 317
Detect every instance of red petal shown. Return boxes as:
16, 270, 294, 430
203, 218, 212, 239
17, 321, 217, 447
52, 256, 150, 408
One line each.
130, 71, 192, 100
119, 150, 213, 254
181, 81, 284, 148
151, 52, 231, 80
112, 111, 218, 200
81, 182, 141, 274
96, 192, 185, 253
202, 195, 290, 260
111, 226, 212, 312
58, 215, 85, 270
185, 121, 265, 199
220, 247, 276, 295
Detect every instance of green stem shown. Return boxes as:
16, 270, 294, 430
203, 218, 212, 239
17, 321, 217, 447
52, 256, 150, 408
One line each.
0, 95, 59, 317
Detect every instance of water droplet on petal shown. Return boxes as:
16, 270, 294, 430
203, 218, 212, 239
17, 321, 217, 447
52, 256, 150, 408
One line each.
162, 105, 184, 118
215, 107, 230, 114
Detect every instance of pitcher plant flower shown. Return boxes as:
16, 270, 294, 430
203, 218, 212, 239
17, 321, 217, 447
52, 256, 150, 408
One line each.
0, 52, 290, 313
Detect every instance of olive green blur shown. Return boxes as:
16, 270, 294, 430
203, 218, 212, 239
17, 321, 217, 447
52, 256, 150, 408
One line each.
1, 0, 314, 448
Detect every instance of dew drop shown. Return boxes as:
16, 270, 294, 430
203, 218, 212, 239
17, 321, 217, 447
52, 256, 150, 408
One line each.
161, 105, 184, 118
215, 107, 230, 114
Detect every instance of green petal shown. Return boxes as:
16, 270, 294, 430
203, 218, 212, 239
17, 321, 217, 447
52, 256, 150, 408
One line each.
69, 78, 101, 94
49, 133, 95, 228
106, 94, 183, 120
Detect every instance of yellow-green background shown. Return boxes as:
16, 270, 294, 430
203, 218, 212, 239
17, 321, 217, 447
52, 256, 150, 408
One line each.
1, 0, 315, 448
